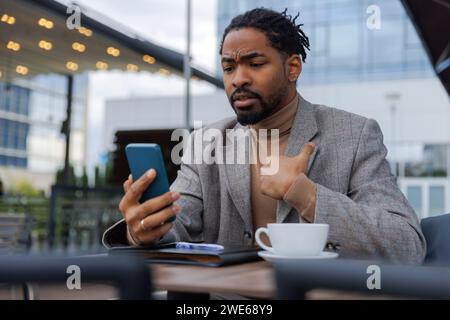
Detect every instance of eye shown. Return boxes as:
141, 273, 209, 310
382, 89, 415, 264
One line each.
250, 62, 265, 68
223, 66, 234, 73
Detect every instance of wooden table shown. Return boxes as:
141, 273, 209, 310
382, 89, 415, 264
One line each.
150, 261, 276, 299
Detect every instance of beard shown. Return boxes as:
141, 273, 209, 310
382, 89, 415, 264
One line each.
229, 87, 287, 125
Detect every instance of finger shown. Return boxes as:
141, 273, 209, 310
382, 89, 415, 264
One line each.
123, 174, 133, 193
138, 191, 180, 219
259, 176, 269, 194
141, 204, 180, 230
297, 142, 315, 158
138, 222, 174, 245
125, 205, 142, 236
259, 155, 281, 176
119, 170, 156, 215
122, 169, 157, 206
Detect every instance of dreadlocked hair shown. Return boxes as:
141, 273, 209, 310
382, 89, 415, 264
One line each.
219, 7, 310, 62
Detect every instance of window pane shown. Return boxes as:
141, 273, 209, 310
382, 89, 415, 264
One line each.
374, 0, 404, 18
429, 186, 445, 217
407, 186, 422, 218
330, 0, 361, 22
329, 23, 360, 66
314, 24, 328, 55
371, 19, 404, 67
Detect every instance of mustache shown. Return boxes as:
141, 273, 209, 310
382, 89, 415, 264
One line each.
230, 87, 262, 102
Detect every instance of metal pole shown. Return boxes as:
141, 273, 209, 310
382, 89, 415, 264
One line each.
63, 75, 73, 184
48, 185, 57, 249
184, 0, 192, 130
386, 92, 400, 176
390, 103, 397, 175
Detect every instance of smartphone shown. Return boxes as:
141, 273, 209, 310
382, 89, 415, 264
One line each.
125, 143, 175, 222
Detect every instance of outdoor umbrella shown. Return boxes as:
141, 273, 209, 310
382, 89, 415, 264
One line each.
402, 0, 450, 96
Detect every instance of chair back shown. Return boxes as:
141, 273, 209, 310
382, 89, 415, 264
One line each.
421, 214, 450, 267
0, 255, 152, 300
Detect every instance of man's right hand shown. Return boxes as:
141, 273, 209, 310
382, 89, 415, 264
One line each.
118, 169, 180, 246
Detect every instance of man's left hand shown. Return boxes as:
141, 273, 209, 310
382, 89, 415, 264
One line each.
260, 142, 315, 200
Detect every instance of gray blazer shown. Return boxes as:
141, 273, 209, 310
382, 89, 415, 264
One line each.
103, 95, 426, 264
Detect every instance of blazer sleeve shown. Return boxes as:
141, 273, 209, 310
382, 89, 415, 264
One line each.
102, 135, 205, 248
314, 118, 427, 264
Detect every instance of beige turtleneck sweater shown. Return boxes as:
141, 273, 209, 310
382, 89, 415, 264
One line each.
249, 93, 316, 235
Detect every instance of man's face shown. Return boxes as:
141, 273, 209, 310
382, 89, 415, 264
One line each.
221, 28, 292, 125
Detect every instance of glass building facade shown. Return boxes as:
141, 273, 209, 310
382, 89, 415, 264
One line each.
217, 0, 434, 84
0, 73, 87, 175
0, 83, 30, 168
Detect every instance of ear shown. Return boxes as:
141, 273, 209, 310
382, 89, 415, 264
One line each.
285, 54, 302, 83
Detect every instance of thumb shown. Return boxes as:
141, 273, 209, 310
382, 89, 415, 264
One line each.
123, 174, 133, 193
296, 142, 315, 158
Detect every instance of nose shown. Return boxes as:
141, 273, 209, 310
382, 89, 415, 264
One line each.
232, 66, 251, 88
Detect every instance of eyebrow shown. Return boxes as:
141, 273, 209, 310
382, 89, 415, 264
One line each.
221, 52, 266, 63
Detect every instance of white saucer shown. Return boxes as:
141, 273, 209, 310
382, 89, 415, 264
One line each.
258, 250, 338, 262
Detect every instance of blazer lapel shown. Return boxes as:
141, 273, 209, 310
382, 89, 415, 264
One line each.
277, 95, 319, 223
221, 125, 252, 230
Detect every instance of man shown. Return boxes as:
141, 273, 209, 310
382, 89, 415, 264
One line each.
104, 8, 426, 264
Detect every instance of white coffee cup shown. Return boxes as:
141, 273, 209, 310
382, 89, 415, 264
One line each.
255, 223, 329, 256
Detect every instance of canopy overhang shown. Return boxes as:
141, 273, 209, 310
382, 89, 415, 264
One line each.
0, 0, 223, 88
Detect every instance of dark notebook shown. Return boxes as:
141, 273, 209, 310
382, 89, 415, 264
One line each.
108, 242, 262, 267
